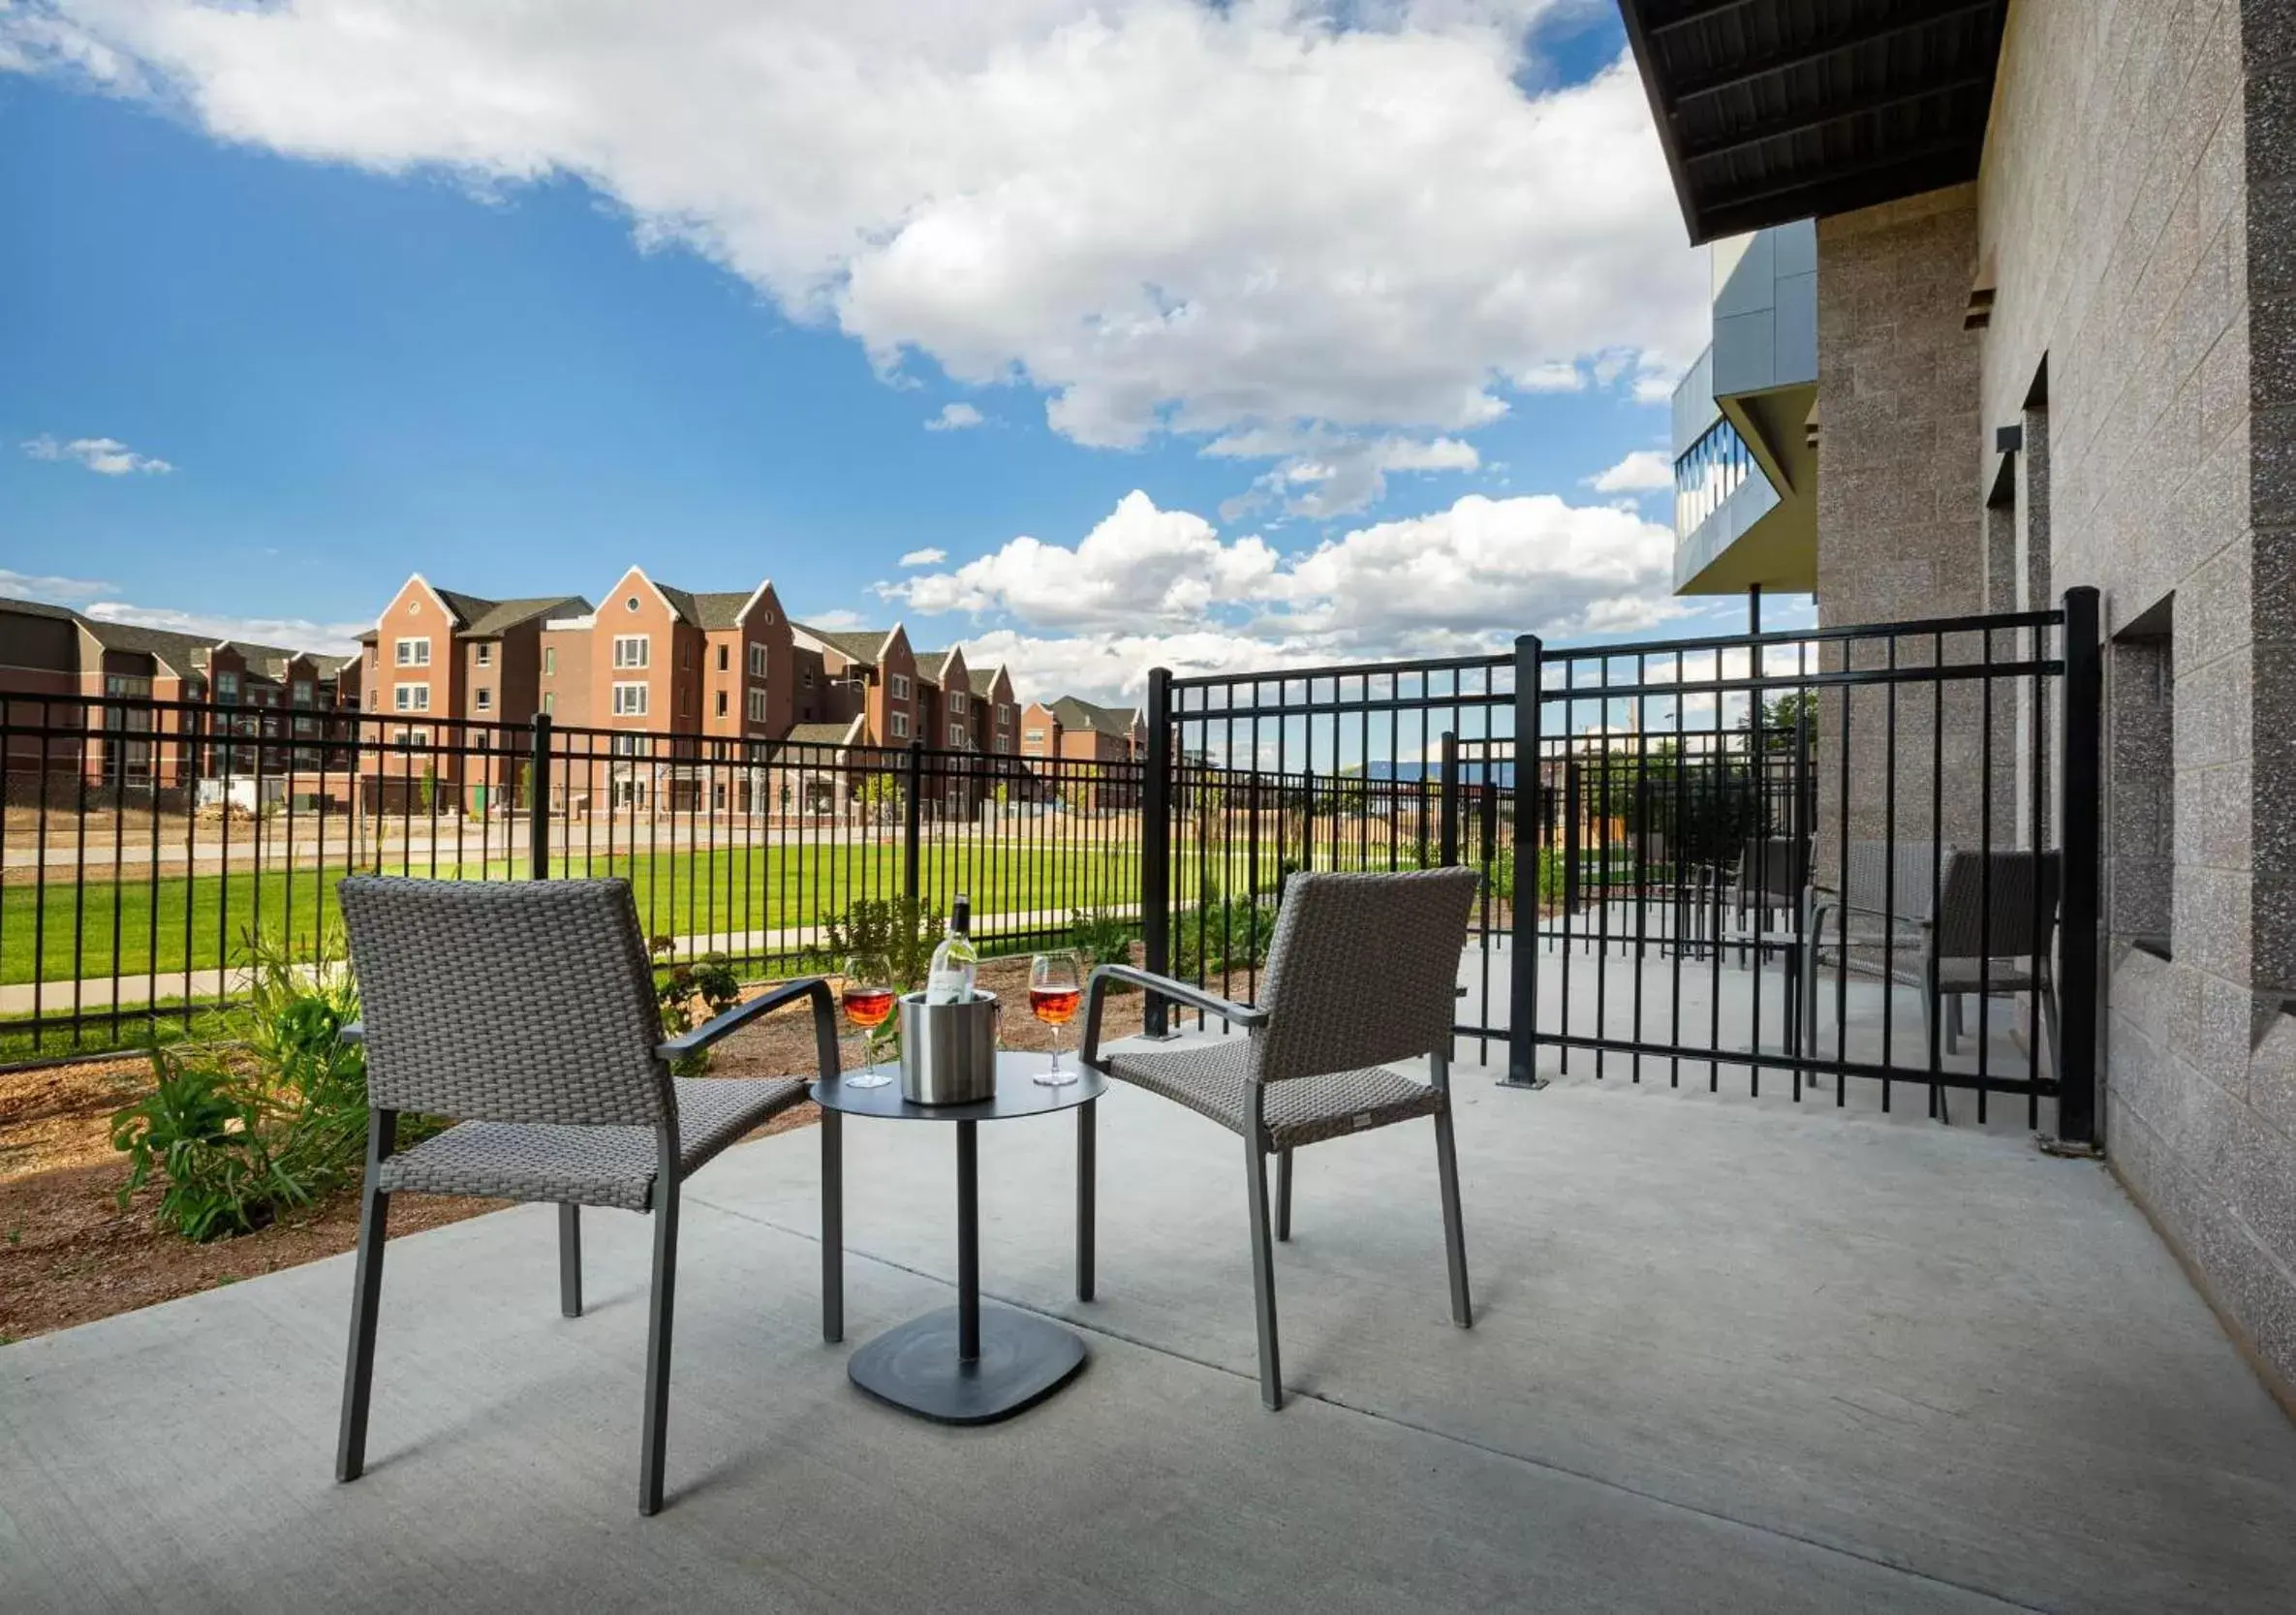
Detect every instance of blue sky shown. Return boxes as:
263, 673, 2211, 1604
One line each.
0, 2, 1789, 699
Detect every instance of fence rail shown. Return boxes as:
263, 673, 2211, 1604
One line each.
0, 695, 1140, 1064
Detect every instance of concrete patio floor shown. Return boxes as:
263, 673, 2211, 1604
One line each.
6, 1039, 2294, 1613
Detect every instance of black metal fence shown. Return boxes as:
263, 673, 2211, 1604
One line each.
1137, 589, 2101, 1141
0, 695, 1140, 1064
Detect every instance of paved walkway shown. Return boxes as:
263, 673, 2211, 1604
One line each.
5, 1040, 2292, 1611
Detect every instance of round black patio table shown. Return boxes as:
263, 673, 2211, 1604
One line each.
812, 1053, 1105, 1425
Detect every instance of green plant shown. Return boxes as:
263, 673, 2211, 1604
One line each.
825, 895, 943, 993
1069, 907, 1137, 981
650, 937, 742, 1075
418, 763, 437, 814
109, 929, 419, 1243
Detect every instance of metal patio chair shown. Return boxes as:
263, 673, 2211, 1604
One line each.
1799, 839, 1953, 1049
1078, 867, 1478, 1411
1919, 850, 2061, 1121
334, 877, 842, 1516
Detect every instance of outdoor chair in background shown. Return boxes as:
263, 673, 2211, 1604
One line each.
335, 877, 843, 1516
1920, 850, 2062, 1122
1799, 839, 1953, 1050
1078, 868, 1478, 1411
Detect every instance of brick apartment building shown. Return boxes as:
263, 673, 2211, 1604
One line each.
1019, 696, 1146, 808
1, 593, 358, 799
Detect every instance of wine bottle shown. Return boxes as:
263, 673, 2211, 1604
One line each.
924, 894, 978, 1005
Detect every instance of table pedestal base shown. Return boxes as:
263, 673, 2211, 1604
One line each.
847, 1305, 1087, 1425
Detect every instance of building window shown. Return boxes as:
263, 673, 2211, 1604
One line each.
948, 692, 966, 716
394, 638, 430, 668
398, 728, 428, 747
678, 686, 690, 717
543, 646, 556, 675
475, 688, 493, 713
749, 643, 767, 678
1674, 419, 1754, 537
612, 682, 649, 716
394, 684, 431, 713
292, 680, 314, 707
889, 673, 911, 699
716, 644, 729, 672
715, 689, 728, 718
1025, 729, 1045, 746
804, 668, 815, 688
999, 705, 1012, 730
610, 732, 649, 758
215, 671, 240, 704
543, 692, 556, 714
625, 596, 640, 612
747, 687, 767, 724
949, 723, 966, 747
612, 635, 649, 669
475, 643, 493, 668
890, 711, 910, 739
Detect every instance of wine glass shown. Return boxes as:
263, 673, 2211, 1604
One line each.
1029, 950, 1084, 1087
841, 952, 898, 1089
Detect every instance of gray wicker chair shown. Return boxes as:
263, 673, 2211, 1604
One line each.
334, 877, 842, 1516
1078, 868, 1478, 1410
1920, 850, 2061, 1121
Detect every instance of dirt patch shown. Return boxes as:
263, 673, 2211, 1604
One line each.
0, 952, 1153, 1343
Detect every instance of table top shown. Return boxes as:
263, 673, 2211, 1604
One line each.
812, 1051, 1106, 1122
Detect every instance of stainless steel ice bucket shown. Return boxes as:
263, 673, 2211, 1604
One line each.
897, 990, 1001, 1104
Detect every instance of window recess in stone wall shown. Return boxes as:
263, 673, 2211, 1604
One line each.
2110, 593, 2173, 961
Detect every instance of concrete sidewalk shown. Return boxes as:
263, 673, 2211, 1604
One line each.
4, 1042, 2292, 1612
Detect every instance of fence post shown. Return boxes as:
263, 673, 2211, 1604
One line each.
1438, 731, 1460, 867
903, 741, 924, 909
1506, 635, 1547, 1089
2053, 585, 2102, 1149
527, 712, 552, 881
1141, 666, 1174, 1039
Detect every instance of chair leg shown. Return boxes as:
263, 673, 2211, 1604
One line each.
1076, 1098, 1096, 1302
1433, 1108, 1473, 1329
558, 1203, 583, 1319
336, 1108, 395, 1485
1275, 1148, 1293, 1243
1242, 1138, 1283, 1411
638, 1177, 680, 1516
1946, 992, 1965, 1053
821, 1109, 844, 1344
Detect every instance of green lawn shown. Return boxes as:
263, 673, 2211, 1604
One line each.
1, 839, 1148, 988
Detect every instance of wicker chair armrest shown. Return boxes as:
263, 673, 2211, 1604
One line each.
656, 976, 838, 1063
1081, 963, 1267, 1067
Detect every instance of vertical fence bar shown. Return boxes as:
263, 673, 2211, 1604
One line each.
902, 740, 923, 910
528, 713, 552, 882
1438, 730, 1460, 868
1140, 667, 1173, 1039
2055, 585, 2102, 1148
1506, 634, 1544, 1088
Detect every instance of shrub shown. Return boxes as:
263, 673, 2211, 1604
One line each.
825, 895, 943, 992
651, 937, 742, 1076
110, 933, 408, 1241
1068, 907, 1137, 975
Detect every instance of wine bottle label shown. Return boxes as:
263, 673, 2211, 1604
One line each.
926, 966, 971, 1006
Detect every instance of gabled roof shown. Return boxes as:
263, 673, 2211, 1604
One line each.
914, 649, 963, 684
794, 623, 898, 667
1617, 0, 2010, 244
689, 591, 760, 630
967, 667, 1005, 697
786, 718, 863, 748
74, 618, 216, 679
1049, 696, 1141, 735
0, 595, 81, 623
455, 595, 591, 638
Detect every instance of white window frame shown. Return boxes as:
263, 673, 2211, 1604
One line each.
747, 687, 768, 724
543, 646, 556, 675
889, 710, 909, 739
716, 643, 729, 672
474, 687, 493, 713
888, 673, 911, 699
394, 684, 431, 713
542, 692, 556, 714
475, 642, 493, 668
394, 637, 430, 668
612, 635, 650, 669
715, 689, 728, 718
948, 692, 966, 716
214, 671, 240, 704
748, 643, 767, 678
998, 704, 1012, 730
612, 681, 649, 716
948, 723, 966, 747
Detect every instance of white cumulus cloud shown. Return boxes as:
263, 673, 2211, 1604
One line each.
0, 567, 115, 604
924, 403, 984, 432
1588, 448, 1673, 494
898, 547, 949, 568
78, 601, 368, 655
1, 1, 1701, 505
21, 433, 174, 476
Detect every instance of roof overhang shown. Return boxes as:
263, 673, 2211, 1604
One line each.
1617, 0, 2008, 244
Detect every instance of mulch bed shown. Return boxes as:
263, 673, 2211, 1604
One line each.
0, 954, 1147, 1343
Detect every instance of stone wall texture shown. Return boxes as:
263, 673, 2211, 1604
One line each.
1816, 0, 2296, 1389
